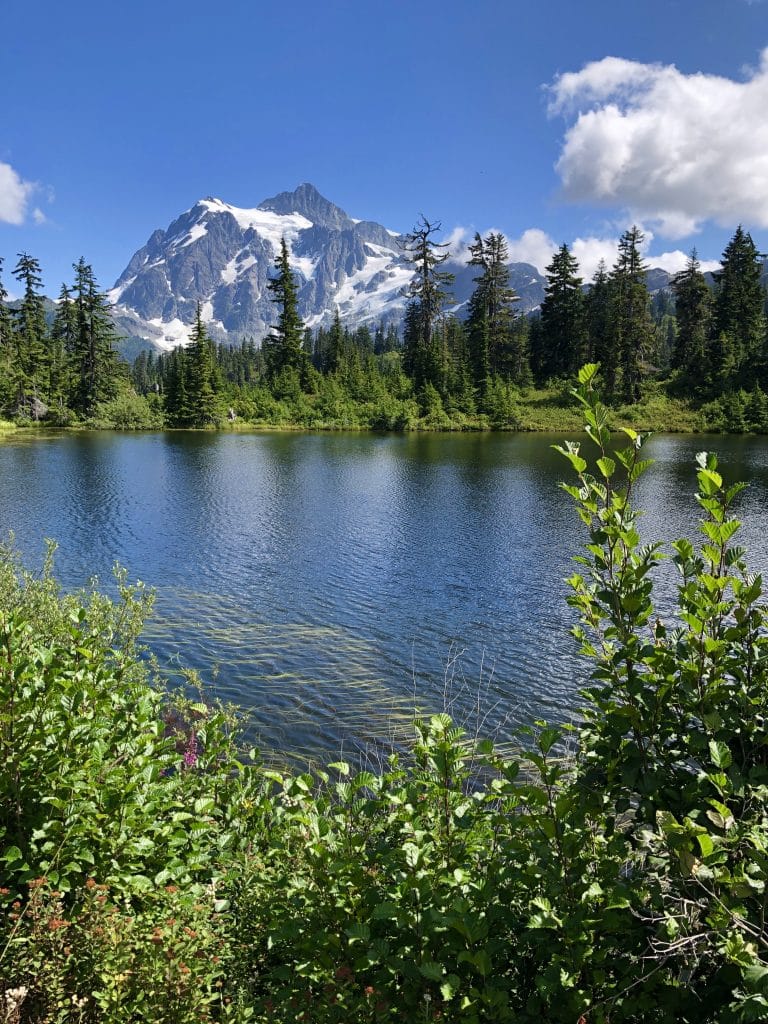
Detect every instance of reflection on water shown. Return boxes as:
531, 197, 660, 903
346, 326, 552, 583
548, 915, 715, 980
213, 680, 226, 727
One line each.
2, 429, 767, 762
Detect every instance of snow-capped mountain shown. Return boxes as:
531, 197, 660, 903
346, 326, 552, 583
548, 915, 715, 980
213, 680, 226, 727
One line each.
109, 183, 420, 351
109, 183, 559, 353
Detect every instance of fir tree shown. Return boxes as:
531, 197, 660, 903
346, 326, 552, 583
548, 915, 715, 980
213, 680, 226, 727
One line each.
327, 308, 345, 374
263, 238, 307, 386
671, 250, 712, 386
712, 226, 766, 389
71, 259, 119, 416
50, 284, 78, 408
400, 217, 454, 398
585, 261, 616, 392
0, 258, 14, 410
187, 304, 221, 426
12, 253, 49, 408
610, 227, 654, 403
465, 232, 521, 395
538, 244, 585, 380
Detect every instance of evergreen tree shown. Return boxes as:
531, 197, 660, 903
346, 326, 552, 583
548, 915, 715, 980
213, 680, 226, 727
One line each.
671, 250, 712, 385
12, 253, 49, 408
465, 232, 521, 395
585, 261, 616, 392
49, 284, 78, 408
610, 227, 654, 403
538, 243, 585, 380
164, 347, 192, 426
71, 259, 119, 416
0, 258, 14, 410
263, 238, 307, 385
187, 304, 221, 425
400, 217, 454, 398
712, 226, 766, 388
0, 258, 12, 354
326, 308, 345, 374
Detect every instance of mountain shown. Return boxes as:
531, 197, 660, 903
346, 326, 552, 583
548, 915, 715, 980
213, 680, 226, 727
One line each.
112, 183, 733, 355
109, 184, 557, 353
109, 184, 417, 352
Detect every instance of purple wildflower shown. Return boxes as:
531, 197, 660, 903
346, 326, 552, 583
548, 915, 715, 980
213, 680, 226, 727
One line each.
182, 731, 198, 769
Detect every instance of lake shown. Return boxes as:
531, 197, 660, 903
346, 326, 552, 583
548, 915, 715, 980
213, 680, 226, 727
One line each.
2, 429, 767, 763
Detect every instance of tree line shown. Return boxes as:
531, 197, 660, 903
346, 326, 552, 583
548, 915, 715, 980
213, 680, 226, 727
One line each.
1, 223, 766, 429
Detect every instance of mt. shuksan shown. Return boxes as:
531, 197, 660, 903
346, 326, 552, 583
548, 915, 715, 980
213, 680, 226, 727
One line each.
108, 183, 549, 352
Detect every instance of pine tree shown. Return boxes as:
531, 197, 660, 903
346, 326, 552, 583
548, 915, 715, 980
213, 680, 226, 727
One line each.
610, 227, 654, 403
585, 261, 616, 392
50, 284, 78, 409
185, 306, 221, 426
263, 238, 307, 386
0, 258, 14, 410
71, 259, 119, 416
12, 253, 49, 409
164, 347, 192, 426
465, 232, 521, 395
671, 250, 712, 386
400, 217, 454, 398
327, 308, 345, 374
538, 243, 585, 380
712, 226, 766, 389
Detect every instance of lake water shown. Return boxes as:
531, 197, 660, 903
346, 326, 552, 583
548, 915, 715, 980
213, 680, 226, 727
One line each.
2, 429, 767, 763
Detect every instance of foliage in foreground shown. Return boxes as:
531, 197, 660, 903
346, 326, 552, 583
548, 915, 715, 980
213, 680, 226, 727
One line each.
4, 366, 768, 1020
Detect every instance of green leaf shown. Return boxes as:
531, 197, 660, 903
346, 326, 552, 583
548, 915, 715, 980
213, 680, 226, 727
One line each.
596, 456, 616, 479
420, 962, 444, 982
346, 921, 370, 944
709, 740, 732, 770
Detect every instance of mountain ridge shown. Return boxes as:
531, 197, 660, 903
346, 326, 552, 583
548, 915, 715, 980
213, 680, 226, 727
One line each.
107, 183, 690, 355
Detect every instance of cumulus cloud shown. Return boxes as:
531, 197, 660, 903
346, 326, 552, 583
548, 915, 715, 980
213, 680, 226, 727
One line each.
442, 225, 472, 260
505, 229, 559, 272
502, 225, 721, 280
0, 161, 36, 225
548, 49, 768, 237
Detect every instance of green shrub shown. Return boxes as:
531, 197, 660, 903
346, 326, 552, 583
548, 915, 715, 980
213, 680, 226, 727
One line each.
4, 365, 768, 1021
90, 391, 164, 430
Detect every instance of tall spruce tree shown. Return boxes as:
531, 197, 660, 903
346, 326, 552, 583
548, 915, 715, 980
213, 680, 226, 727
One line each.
326, 308, 345, 374
263, 238, 307, 386
538, 243, 585, 380
0, 258, 14, 410
400, 217, 454, 398
610, 227, 654, 403
465, 232, 521, 396
712, 226, 766, 389
71, 258, 119, 416
585, 260, 616, 390
671, 249, 712, 386
50, 284, 79, 409
187, 304, 221, 425
12, 253, 49, 409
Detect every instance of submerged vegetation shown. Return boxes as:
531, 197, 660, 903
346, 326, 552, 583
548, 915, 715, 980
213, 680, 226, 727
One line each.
4, 367, 768, 1020
1, 221, 768, 433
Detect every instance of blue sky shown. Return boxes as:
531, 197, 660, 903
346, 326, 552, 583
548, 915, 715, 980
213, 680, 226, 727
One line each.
2, 0, 768, 294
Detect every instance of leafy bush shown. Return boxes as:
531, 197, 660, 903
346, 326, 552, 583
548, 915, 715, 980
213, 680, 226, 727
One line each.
90, 391, 164, 430
4, 365, 768, 1021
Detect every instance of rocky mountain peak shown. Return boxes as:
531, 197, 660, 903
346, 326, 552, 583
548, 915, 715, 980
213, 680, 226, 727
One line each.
258, 182, 353, 232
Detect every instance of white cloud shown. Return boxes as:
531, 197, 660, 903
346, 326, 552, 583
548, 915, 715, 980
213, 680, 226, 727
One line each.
0, 161, 35, 225
504, 228, 618, 279
548, 49, 768, 237
502, 224, 721, 280
648, 250, 721, 275
505, 228, 558, 272
32, 207, 47, 226
442, 225, 472, 261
